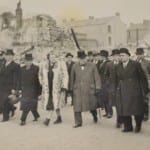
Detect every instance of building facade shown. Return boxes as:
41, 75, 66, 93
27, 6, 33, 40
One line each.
62, 13, 127, 50
127, 20, 150, 46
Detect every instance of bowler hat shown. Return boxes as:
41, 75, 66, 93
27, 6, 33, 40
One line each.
77, 50, 86, 59
65, 53, 73, 58
5, 49, 14, 55
111, 49, 120, 56
87, 51, 93, 56
99, 50, 108, 57
136, 48, 144, 55
24, 53, 33, 60
120, 48, 131, 56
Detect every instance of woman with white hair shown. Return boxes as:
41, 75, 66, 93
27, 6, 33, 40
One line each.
39, 53, 68, 126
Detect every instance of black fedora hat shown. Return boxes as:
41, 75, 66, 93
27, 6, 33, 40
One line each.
87, 51, 93, 56
99, 50, 109, 57
5, 49, 14, 55
65, 53, 73, 58
111, 49, 120, 56
77, 50, 86, 59
24, 53, 33, 60
120, 48, 131, 56
136, 48, 144, 55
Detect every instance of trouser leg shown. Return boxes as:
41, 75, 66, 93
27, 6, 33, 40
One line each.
134, 115, 143, 128
56, 108, 61, 117
90, 110, 98, 123
143, 98, 149, 121
20, 110, 30, 122
123, 116, 133, 130
117, 115, 123, 124
74, 112, 82, 125
3, 99, 10, 120
31, 110, 40, 119
104, 100, 113, 116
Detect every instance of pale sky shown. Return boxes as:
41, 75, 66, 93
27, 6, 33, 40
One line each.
0, 0, 150, 24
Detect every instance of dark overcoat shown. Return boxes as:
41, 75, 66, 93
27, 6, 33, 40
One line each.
138, 59, 150, 80
0, 61, 21, 109
115, 60, 149, 116
66, 61, 74, 91
105, 61, 119, 106
0, 58, 6, 110
98, 60, 110, 105
20, 64, 42, 111
70, 62, 101, 112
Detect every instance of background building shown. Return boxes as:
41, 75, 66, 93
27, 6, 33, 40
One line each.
62, 13, 127, 50
127, 20, 150, 46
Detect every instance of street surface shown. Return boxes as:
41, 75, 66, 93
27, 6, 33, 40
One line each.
0, 103, 150, 150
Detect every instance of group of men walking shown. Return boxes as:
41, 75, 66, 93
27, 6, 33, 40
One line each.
0, 47, 149, 134
70, 48, 149, 133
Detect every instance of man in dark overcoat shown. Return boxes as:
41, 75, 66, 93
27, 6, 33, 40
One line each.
98, 50, 112, 118
70, 51, 101, 128
105, 49, 122, 127
0, 51, 6, 113
0, 49, 21, 121
115, 48, 149, 133
20, 53, 42, 126
65, 53, 74, 105
87, 51, 94, 62
135, 48, 150, 121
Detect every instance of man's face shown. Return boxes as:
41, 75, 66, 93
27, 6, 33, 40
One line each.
88, 55, 93, 61
5, 55, 14, 62
66, 56, 73, 62
136, 54, 144, 60
50, 55, 57, 65
99, 56, 106, 61
24, 60, 33, 66
112, 54, 120, 61
79, 57, 86, 64
120, 53, 130, 63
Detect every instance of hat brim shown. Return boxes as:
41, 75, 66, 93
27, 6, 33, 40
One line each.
78, 55, 86, 59
5, 53, 14, 56
66, 55, 73, 58
24, 58, 33, 61
120, 52, 130, 56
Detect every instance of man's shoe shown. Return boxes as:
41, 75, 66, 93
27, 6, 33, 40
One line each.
33, 116, 40, 121
1, 118, 9, 122
103, 114, 107, 117
54, 116, 62, 124
20, 121, 26, 126
116, 123, 121, 128
107, 114, 112, 119
11, 107, 17, 117
73, 124, 82, 128
43, 118, 50, 126
134, 126, 141, 133
93, 115, 98, 123
122, 127, 133, 133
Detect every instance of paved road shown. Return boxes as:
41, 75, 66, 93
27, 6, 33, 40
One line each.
0, 103, 150, 150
